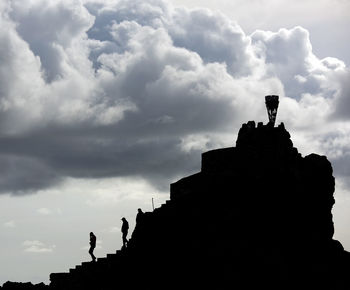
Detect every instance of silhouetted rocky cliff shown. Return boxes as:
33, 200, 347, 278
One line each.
126, 121, 350, 290
8, 120, 348, 290
0, 282, 48, 290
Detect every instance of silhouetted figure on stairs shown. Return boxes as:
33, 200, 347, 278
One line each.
89, 232, 96, 262
121, 217, 129, 249
136, 208, 144, 224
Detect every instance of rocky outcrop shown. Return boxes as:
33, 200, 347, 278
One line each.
0, 282, 48, 290
48, 121, 350, 290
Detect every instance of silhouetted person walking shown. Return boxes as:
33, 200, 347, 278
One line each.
121, 217, 129, 248
89, 232, 96, 262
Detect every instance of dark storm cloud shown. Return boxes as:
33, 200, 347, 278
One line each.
0, 154, 59, 194
331, 68, 350, 120
0, 0, 349, 194
0, 134, 200, 192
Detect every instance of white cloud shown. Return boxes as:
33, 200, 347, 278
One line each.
9, 0, 95, 81
22, 240, 56, 253
3, 220, 15, 228
37, 208, 52, 215
108, 226, 121, 233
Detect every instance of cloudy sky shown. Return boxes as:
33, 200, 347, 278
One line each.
0, 0, 349, 284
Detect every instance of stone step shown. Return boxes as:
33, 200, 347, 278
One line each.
49, 272, 71, 287
50, 272, 70, 281
49, 248, 132, 287
97, 257, 108, 263
106, 253, 116, 258
80, 262, 98, 273
55, 250, 125, 281
81, 261, 95, 267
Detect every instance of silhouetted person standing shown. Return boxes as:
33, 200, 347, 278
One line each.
121, 217, 129, 248
89, 232, 96, 262
136, 208, 144, 224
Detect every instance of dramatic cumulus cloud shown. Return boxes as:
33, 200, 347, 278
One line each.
0, 0, 349, 194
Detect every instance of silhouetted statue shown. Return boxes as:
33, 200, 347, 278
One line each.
265, 95, 279, 126
136, 208, 144, 224
121, 217, 129, 248
89, 232, 96, 262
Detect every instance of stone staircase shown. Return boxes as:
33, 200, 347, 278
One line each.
50, 249, 128, 289
49, 199, 173, 289
42, 119, 350, 289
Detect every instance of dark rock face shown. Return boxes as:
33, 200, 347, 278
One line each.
48, 121, 350, 290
